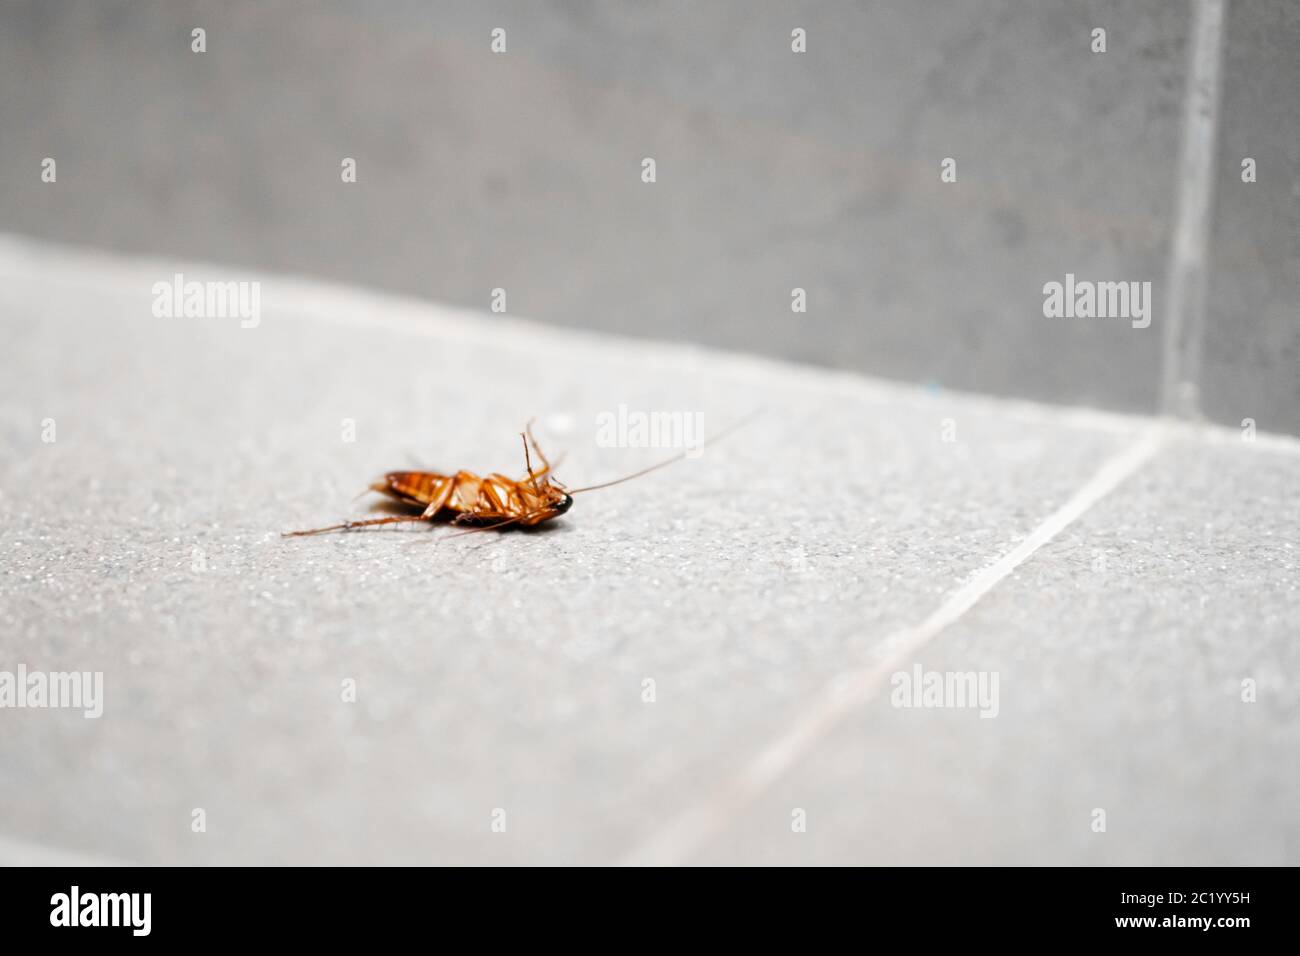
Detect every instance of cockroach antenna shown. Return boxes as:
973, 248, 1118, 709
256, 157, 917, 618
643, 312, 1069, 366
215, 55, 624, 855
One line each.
566, 408, 763, 495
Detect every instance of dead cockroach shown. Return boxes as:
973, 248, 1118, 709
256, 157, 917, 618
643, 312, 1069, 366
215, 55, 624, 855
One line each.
282, 416, 752, 539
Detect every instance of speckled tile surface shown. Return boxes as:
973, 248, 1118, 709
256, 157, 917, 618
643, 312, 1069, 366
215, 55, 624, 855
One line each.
0, 237, 1163, 864
696, 437, 1300, 865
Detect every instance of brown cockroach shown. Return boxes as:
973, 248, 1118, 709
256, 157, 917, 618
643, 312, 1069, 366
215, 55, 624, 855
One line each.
282, 417, 750, 539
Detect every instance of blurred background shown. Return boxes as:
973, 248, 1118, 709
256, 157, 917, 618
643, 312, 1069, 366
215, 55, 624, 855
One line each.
0, 0, 1295, 429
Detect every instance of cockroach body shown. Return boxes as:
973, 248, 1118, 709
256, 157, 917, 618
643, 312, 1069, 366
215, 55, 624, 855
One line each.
370, 468, 573, 528
282, 414, 754, 539
285, 424, 573, 537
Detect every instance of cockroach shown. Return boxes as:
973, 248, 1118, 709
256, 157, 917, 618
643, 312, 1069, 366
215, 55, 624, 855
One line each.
282, 416, 752, 539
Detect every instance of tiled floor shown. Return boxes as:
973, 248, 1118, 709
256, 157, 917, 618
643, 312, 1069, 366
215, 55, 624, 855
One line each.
1, 237, 1294, 864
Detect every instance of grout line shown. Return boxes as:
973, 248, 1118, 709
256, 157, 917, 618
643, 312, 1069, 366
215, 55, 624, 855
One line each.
620, 426, 1167, 866
1160, 0, 1228, 418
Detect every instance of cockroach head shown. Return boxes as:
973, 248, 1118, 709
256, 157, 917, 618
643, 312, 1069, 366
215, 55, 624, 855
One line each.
519, 482, 573, 526
536, 478, 572, 515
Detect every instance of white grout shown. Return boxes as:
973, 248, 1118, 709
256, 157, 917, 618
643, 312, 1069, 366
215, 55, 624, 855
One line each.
1160, 0, 1228, 418
621, 427, 1167, 866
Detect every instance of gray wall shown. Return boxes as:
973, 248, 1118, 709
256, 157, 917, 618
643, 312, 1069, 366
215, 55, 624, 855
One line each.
1, 1, 1295, 432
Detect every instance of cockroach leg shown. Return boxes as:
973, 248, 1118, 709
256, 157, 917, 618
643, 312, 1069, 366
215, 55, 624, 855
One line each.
525, 419, 550, 472
520, 432, 540, 494
419, 476, 455, 518
282, 514, 430, 537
